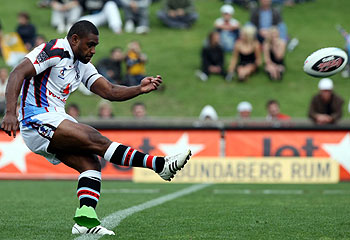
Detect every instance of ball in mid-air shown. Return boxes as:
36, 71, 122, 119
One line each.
303, 47, 348, 77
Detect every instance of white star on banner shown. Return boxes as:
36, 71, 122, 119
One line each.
322, 133, 350, 174
158, 133, 204, 156
0, 136, 31, 173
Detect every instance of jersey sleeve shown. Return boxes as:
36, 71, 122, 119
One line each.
25, 39, 68, 75
81, 62, 103, 90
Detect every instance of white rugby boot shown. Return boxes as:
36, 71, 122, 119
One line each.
158, 149, 192, 181
72, 223, 115, 235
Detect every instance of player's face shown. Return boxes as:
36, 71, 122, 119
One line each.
76, 33, 99, 64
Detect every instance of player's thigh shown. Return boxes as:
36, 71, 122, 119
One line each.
56, 152, 101, 173
48, 119, 111, 156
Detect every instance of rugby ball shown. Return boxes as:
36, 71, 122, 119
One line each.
303, 47, 348, 77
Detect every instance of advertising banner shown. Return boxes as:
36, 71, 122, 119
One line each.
225, 130, 350, 181
0, 130, 220, 179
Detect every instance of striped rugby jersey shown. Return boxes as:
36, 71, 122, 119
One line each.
19, 37, 102, 121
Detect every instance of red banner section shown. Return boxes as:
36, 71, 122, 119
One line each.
0, 130, 220, 179
225, 130, 350, 181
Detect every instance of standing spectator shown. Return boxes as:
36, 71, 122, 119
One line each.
51, 0, 82, 33
125, 40, 147, 86
157, 0, 198, 29
263, 27, 286, 81
79, 0, 122, 34
308, 78, 344, 125
227, 25, 261, 82
214, 4, 240, 53
66, 103, 81, 119
266, 99, 290, 121
16, 12, 37, 51
122, 0, 151, 34
250, 0, 288, 42
196, 31, 226, 82
96, 47, 124, 84
237, 101, 252, 119
98, 100, 114, 119
0, 68, 8, 115
132, 102, 147, 119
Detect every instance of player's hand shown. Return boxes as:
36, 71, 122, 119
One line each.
140, 75, 162, 93
1, 113, 19, 138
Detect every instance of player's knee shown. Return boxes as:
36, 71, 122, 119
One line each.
86, 131, 111, 154
80, 155, 101, 172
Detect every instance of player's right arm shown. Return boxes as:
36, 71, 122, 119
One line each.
1, 58, 36, 137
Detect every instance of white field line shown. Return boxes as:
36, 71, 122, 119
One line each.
213, 189, 350, 195
75, 183, 212, 240
102, 188, 160, 194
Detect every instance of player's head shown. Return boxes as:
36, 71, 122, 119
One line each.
67, 20, 99, 64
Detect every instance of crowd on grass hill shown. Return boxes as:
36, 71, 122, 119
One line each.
0, 0, 348, 125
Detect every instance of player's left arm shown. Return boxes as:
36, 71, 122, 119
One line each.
90, 75, 162, 101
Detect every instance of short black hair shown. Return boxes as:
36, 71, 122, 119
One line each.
67, 20, 99, 39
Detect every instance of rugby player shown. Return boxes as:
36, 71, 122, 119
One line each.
1, 20, 191, 235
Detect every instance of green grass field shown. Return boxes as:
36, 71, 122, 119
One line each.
0, 0, 349, 118
1, 180, 350, 239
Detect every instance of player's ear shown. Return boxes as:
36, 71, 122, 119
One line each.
70, 34, 80, 46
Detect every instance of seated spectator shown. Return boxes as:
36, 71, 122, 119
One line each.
227, 25, 261, 82
125, 40, 147, 86
250, 0, 288, 43
132, 102, 147, 119
199, 105, 218, 121
122, 0, 150, 34
50, 0, 82, 33
16, 12, 37, 51
34, 34, 47, 47
66, 103, 81, 119
0, 68, 9, 115
79, 0, 122, 34
237, 101, 252, 119
266, 99, 290, 121
157, 0, 198, 29
196, 31, 226, 82
214, 4, 240, 53
98, 100, 114, 119
96, 47, 124, 84
308, 78, 344, 125
263, 27, 286, 81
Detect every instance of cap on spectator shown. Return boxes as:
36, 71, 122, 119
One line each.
237, 101, 252, 112
220, 4, 234, 15
199, 105, 218, 121
318, 78, 333, 90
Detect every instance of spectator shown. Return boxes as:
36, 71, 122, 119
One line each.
199, 105, 218, 121
250, 0, 288, 43
79, 0, 122, 34
96, 47, 124, 84
125, 40, 147, 86
308, 78, 344, 125
16, 12, 37, 51
98, 100, 114, 119
237, 101, 252, 119
157, 0, 198, 29
66, 103, 81, 119
51, 0, 82, 33
132, 102, 147, 119
0, 20, 3, 55
227, 25, 261, 82
0, 68, 8, 115
196, 31, 226, 82
266, 99, 290, 121
214, 4, 240, 53
263, 27, 286, 81
122, 0, 151, 34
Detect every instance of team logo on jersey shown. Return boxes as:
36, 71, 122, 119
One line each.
58, 67, 67, 80
60, 83, 72, 96
29, 122, 56, 140
36, 50, 49, 63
